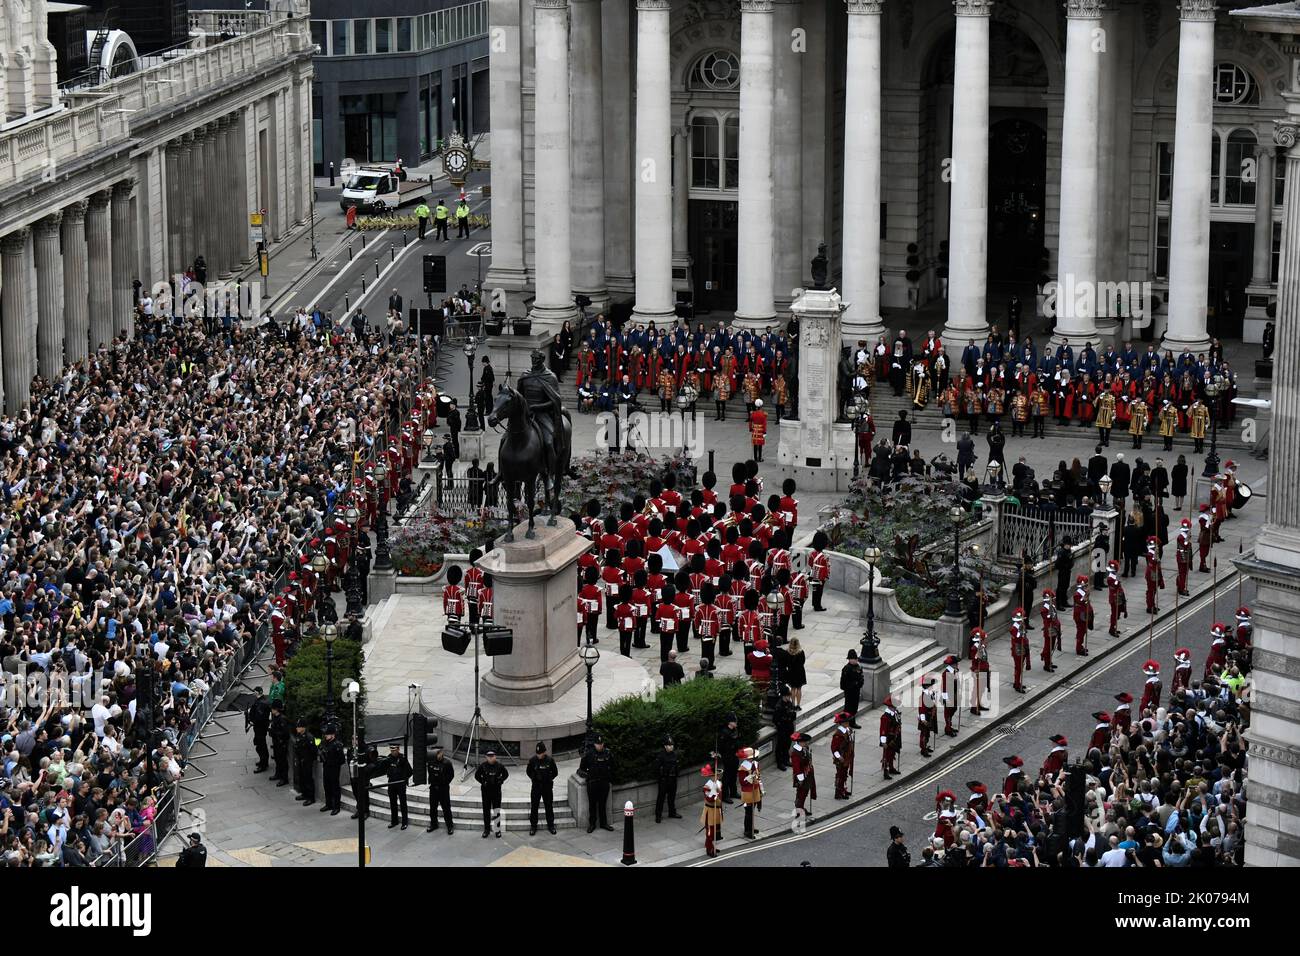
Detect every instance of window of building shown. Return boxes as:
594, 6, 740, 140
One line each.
376, 17, 392, 53
397, 17, 412, 52
1223, 129, 1258, 205
1155, 215, 1170, 279
332, 20, 348, 56
1276, 148, 1287, 207
1210, 131, 1220, 204
724, 115, 739, 188
311, 20, 326, 51
691, 115, 720, 188
1273, 220, 1283, 284
1157, 142, 1173, 203
689, 50, 741, 92
354, 19, 370, 55
1214, 63, 1259, 106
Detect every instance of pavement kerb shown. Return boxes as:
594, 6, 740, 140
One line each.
655, 558, 1248, 867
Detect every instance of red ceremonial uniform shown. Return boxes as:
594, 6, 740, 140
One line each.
1010, 618, 1030, 691
791, 741, 816, 812
1041, 742, 1068, 779
1140, 672, 1162, 713
443, 583, 465, 621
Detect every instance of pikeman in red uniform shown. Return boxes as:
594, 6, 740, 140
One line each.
934, 791, 960, 847
1235, 606, 1253, 649
940, 654, 961, 736
968, 628, 991, 714
1106, 560, 1127, 637
1002, 756, 1024, 798
966, 782, 990, 829
1139, 659, 1162, 714
1040, 588, 1061, 672
831, 712, 855, 798
1089, 712, 1112, 753
1172, 647, 1193, 695
1197, 504, 1214, 572
1144, 536, 1164, 613
1205, 622, 1229, 679
1041, 735, 1069, 778
442, 565, 465, 624
790, 732, 816, 820
1010, 608, 1030, 693
879, 696, 902, 780
1112, 692, 1134, 734
700, 766, 724, 857
1072, 575, 1093, 655
270, 597, 288, 668
918, 675, 938, 757
1175, 518, 1193, 596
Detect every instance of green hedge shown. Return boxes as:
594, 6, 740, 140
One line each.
592, 677, 762, 785
283, 636, 366, 740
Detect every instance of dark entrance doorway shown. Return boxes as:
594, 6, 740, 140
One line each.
689, 199, 738, 314
343, 114, 371, 164
1208, 221, 1251, 341
987, 115, 1047, 284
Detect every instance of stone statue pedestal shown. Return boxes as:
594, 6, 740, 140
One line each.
778, 287, 851, 492
478, 517, 589, 705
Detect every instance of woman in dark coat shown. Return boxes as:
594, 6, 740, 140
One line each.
1171, 454, 1189, 511
783, 638, 808, 709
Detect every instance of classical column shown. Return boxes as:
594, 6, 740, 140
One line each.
224, 116, 245, 276
485, 0, 528, 301
1162, 0, 1216, 354
190, 129, 209, 274
110, 178, 136, 341
841, 0, 885, 342
942, 0, 993, 344
34, 212, 63, 382
1250, 145, 1275, 286
735, 0, 776, 328
62, 201, 90, 365
773, 0, 804, 310
632, 0, 675, 322
0, 228, 31, 414
602, 0, 635, 293
1052, 0, 1104, 346
570, 0, 609, 313
205, 125, 228, 277
177, 133, 195, 275
672, 125, 690, 271
165, 142, 183, 278
86, 190, 114, 352
529, 0, 580, 328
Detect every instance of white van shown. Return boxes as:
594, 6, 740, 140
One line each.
338, 163, 430, 213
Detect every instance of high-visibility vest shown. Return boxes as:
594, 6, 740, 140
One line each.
456, 203, 470, 220
415, 203, 430, 220
434, 204, 448, 220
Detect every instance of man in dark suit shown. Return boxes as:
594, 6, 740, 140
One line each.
1088, 446, 1109, 500
1109, 453, 1131, 512
891, 410, 912, 447
388, 289, 403, 315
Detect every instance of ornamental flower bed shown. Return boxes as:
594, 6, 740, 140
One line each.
389, 506, 510, 576
820, 475, 1009, 619
559, 449, 697, 519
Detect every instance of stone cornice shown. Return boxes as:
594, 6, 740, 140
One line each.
1177, 0, 1216, 23
954, 0, 993, 18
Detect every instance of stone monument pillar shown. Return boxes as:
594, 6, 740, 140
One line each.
479, 517, 589, 704
779, 287, 849, 491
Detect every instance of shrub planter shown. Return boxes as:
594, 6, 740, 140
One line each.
394, 552, 468, 594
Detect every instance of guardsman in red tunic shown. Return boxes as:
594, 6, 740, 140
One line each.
1197, 504, 1214, 571
790, 557, 810, 630
1089, 712, 1112, 753
969, 628, 991, 714
808, 530, 831, 612
700, 767, 724, 857
1175, 519, 1193, 596
1172, 647, 1193, 695
464, 552, 485, 625
934, 791, 959, 847
1040, 588, 1060, 671
579, 566, 604, 645
694, 583, 720, 669
1010, 608, 1030, 694
831, 712, 855, 798
1072, 575, 1093, 655
918, 675, 938, 756
940, 654, 961, 735
478, 576, 494, 622
1235, 606, 1253, 650
790, 732, 817, 819
1144, 536, 1164, 613
1205, 623, 1229, 679
270, 598, 288, 667
1113, 692, 1134, 734
749, 399, 768, 462
600, 555, 625, 631
1041, 734, 1068, 779
1140, 659, 1162, 714
879, 697, 902, 779
442, 565, 465, 624
614, 584, 636, 658
1002, 756, 1024, 798
1106, 560, 1127, 637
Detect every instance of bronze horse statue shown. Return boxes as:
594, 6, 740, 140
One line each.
487, 385, 572, 540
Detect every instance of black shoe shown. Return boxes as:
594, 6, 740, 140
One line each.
388, 822, 399, 829
482, 830, 490, 838
655, 817, 662, 824
722, 798, 734, 805
669, 812, 682, 819
495, 830, 502, 838
587, 825, 596, 833
254, 767, 267, 774
850, 722, 862, 729
548, 826, 557, 834
351, 813, 360, 820
331, 808, 341, 816
427, 825, 437, 833
302, 800, 316, 808
401, 823, 408, 830
531, 826, 538, 835
275, 780, 289, 787
602, 824, 615, 832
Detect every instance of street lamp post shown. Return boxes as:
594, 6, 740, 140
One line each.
947, 505, 964, 617
373, 461, 392, 571
1202, 375, 1223, 477
311, 550, 329, 599
343, 504, 364, 616
422, 428, 436, 463
464, 337, 480, 431
675, 391, 692, 457
1098, 473, 1113, 509
860, 545, 882, 664
322, 622, 339, 722
578, 642, 601, 754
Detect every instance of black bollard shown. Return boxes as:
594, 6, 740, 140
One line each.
390, 246, 395, 263
374, 260, 380, 279
361, 233, 367, 249
348, 244, 353, 261
344, 293, 350, 311
621, 800, 637, 866
329, 161, 335, 187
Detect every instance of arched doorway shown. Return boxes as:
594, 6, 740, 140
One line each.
988, 117, 1047, 283
684, 49, 741, 315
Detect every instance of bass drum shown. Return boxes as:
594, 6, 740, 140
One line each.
1234, 481, 1253, 510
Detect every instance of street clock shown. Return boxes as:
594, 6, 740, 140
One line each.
443, 131, 471, 185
